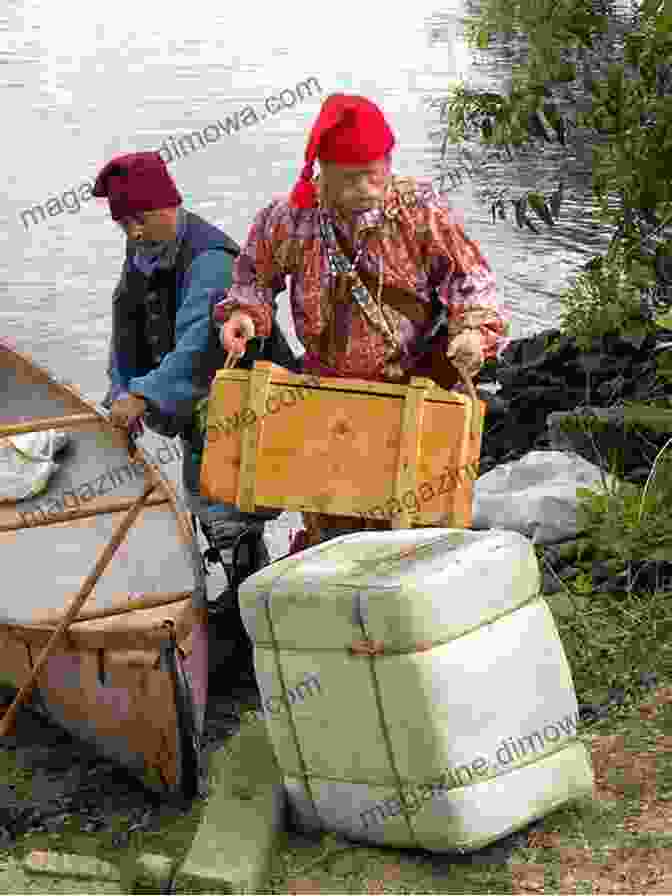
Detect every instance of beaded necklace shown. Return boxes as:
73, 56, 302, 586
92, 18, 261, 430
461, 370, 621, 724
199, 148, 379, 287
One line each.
318, 207, 397, 346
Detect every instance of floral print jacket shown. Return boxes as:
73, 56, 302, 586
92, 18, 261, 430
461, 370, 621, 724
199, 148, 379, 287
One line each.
213, 175, 511, 383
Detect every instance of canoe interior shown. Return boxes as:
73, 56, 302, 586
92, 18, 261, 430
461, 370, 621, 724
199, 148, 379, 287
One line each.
0, 344, 208, 797
0, 345, 199, 622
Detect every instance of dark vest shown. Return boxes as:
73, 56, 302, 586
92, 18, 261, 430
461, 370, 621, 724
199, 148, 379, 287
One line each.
112, 210, 301, 440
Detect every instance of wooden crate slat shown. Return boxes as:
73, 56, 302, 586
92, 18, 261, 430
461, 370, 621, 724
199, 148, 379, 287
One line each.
210, 364, 471, 400
391, 377, 432, 530
236, 362, 273, 512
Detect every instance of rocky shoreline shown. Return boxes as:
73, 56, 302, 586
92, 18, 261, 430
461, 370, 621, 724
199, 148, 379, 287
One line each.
477, 324, 672, 480
476, 324, 672, 598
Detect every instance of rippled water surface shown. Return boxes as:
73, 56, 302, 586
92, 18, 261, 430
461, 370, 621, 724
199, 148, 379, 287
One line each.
1, 0, 619, 404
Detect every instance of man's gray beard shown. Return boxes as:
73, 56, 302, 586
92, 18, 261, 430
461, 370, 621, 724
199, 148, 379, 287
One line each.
131, 236, 179, 269
130, 207, 185, 269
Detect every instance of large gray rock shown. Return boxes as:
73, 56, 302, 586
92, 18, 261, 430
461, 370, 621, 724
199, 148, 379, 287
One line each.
471, 449, 623, 545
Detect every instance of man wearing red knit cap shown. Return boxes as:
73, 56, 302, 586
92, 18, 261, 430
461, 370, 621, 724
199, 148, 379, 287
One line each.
211, 93, 510, 551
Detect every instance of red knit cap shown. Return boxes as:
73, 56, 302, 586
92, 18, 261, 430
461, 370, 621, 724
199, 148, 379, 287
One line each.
289, 94, 395, 210
92, 151, 182, 221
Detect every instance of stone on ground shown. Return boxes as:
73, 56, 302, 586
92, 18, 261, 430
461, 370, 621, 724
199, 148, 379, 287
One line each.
170, 721, 286, 893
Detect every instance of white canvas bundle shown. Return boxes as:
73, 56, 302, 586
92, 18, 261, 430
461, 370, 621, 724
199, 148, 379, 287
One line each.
239, 527, 594, 853
0, 430, 69, 503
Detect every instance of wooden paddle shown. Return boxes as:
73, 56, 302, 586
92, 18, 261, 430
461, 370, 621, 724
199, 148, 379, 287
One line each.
0, 475, 159, 737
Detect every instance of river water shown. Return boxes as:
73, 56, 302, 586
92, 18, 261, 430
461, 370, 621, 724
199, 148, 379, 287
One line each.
2, 0, 625, 396
2, 0, 626, 553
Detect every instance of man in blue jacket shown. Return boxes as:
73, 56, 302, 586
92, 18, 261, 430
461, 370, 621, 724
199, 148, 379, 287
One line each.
94, 151, 294, 562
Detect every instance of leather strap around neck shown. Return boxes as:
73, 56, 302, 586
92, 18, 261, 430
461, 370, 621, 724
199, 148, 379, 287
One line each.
331, 225, 431, 329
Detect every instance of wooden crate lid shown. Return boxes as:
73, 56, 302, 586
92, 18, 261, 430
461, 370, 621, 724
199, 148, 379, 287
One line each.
210, 361, 478, 406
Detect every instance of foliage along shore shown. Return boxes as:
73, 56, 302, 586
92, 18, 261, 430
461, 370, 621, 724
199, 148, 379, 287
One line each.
434, 0, 672, 719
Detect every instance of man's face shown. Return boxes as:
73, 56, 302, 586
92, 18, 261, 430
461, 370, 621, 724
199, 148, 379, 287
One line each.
320, 157, 391, 214
117, 207, 178, 247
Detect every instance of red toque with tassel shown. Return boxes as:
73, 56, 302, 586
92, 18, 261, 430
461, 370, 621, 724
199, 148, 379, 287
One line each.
288, 94, 395, 210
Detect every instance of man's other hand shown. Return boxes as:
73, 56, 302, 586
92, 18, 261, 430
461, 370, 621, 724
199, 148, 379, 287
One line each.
445, 330, 484, 378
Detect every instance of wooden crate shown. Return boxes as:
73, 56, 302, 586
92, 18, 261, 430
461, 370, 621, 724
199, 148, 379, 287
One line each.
199, 362, 485, 529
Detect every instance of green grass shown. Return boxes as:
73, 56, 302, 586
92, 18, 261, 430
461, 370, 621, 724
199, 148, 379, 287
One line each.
2, 623, 669, 893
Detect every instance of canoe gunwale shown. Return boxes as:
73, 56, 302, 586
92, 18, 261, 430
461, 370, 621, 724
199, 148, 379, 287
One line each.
0, 598, 201, 652
28, 590, 194, 625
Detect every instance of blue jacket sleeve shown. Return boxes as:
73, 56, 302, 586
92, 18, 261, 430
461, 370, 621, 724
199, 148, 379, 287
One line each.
126, 249, 234, 411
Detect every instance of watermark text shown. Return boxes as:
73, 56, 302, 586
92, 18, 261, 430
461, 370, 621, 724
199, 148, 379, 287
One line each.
359, 709, 581, 829
19, 77, 322, 231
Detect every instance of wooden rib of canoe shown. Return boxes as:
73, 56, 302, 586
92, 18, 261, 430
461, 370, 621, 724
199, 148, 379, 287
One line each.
0, 342, 208, 799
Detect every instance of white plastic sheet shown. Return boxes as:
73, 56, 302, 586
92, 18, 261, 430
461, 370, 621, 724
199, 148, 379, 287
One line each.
0, 430, 69, 504
471, 449, 621, 545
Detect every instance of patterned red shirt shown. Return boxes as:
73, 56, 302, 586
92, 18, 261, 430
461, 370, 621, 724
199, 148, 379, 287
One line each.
214, 175, 511, 382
